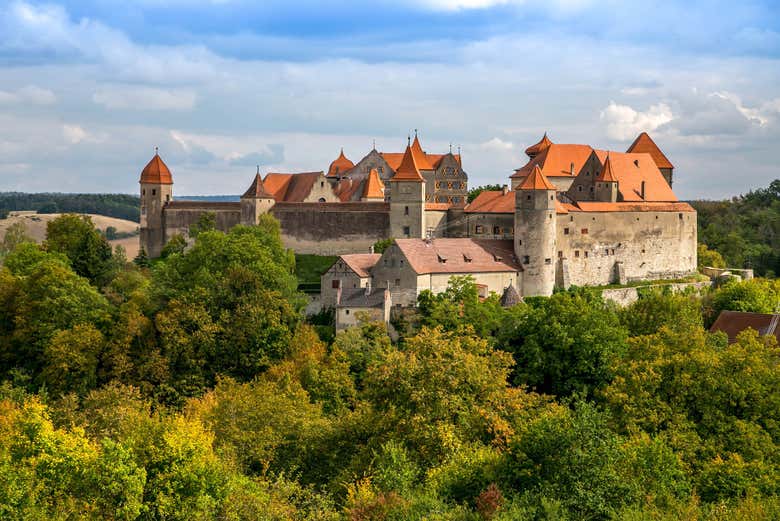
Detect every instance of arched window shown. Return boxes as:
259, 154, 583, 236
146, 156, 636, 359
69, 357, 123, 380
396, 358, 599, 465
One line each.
318, 197, 326, 203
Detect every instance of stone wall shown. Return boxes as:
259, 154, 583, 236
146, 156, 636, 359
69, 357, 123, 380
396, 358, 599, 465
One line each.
700, 266, 754, 281
271, 202, 390, 255
555, 209, 697, 287
370, 243, 423, 306
163, 202, 242, 244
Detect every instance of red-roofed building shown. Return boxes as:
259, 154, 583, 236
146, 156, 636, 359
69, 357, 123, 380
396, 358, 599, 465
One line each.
626, 132, 674, 187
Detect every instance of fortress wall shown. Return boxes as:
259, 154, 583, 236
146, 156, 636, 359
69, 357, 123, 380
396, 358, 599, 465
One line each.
271, 202, 390, 255
556, 210, 697, 287
163, 203, 241, 242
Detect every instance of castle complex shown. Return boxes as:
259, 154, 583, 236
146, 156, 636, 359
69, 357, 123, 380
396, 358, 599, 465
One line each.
140, 131, 697, 301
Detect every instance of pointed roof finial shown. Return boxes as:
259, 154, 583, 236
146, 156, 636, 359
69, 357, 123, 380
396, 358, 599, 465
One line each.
154, 146, 159, 156
457, 145, 461, 156
256, 164, 260, 175
372, 139, 376, 150
414, 128, 418, 137
407, 134, 411, 146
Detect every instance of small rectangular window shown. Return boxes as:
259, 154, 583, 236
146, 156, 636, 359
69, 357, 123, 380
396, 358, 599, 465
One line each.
564, 228, 569, 235
585, 251, 589, 258
404, 206, 409, 215
403, 226, 410, 237
558, 251, 563, 258
475, 225, 484, 234
152, 189, 156, 196
575, 250, 580, 258
493, 226, 500, 235
345, 309, 350, 315
523, 255, 530, 264
395, 278, 401, 287
544, 258, 552, 265
332, 280, 340, 289
581, 228, 588, 234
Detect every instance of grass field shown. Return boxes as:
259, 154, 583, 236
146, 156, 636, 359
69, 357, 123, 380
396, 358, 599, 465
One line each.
295, 254, 337, 290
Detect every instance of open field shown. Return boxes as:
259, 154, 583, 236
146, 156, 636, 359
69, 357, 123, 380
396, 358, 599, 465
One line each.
0, 212, 140, 258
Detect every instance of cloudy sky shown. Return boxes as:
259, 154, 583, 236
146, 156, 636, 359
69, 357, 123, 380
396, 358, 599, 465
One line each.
0, 0, 778, 199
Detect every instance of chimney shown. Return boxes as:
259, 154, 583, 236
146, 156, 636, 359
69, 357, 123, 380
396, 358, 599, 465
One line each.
365, 278, 372, 296
640, 181, 646, 200
369, 244, 374, 254
336, 285, 342, 305
570, 162, 575, 176
502, 184, 509, 195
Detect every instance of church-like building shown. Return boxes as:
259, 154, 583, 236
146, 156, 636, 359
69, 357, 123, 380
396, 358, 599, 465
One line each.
139, 130, 696, 298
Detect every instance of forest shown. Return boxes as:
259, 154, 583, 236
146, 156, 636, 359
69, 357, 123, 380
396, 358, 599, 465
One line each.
0, 208, 779, 521
0, 193, 140, 222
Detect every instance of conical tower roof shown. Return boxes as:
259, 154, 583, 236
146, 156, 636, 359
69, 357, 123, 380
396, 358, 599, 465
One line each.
410, 135, 433, 170
242, 173, 273, 199
518, 164, 556, 191
391, 142, 424, 182
140, 151, 173, 184
500, 284, 522, 307
525, 133, 553, 158
595, 154, 618, 182
363, 168, 385, 199
327, 148, 354, 177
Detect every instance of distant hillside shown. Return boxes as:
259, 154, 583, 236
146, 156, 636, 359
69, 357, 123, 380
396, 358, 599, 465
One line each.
690, 179, 780, 277
0, 193, 140, 222
0, 212, 141, 258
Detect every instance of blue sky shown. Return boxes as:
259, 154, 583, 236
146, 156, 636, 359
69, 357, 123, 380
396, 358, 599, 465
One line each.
0, 0, 778, 198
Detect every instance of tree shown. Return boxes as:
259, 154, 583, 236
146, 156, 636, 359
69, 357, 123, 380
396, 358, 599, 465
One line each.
619, 288, 704, 337
0, 221, 31, 257
698, 243, 726, 269
188, 212, 216, 238
498, 289, 628, 397
372, 237, 394, 254
160, 233, 187, 258
44, 214, 115, 286
705, 278, 780, 326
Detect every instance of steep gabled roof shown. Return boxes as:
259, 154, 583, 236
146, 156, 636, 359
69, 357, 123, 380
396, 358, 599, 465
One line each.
391, 144, 424, 182
363, 168, 385, 199
500, 284, 522, 307
242, 173, 273, 198
263, 171, 326, 201
525, 132, 553, 158
337, 287, 388, 309
626, 132, 674, 170
394, 238, 520, 275
338, 253, 381, 278
595, 154, 618, 182
511, 143, 594, 179
327, 148, 355, 177
710, 311, 780, 344
518, 165, 556, 191
592, 151, 677, 202
140, 152, 173, 184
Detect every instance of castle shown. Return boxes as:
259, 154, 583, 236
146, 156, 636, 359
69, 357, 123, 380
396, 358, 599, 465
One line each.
139, 131, 697, 300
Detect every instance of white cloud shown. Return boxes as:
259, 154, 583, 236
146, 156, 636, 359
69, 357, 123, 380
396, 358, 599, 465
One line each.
711, 91, 769, 126
0, 85, 56, 105
62, 124, 87, 144
600, 101, 674, 141
93, 86, 197, 111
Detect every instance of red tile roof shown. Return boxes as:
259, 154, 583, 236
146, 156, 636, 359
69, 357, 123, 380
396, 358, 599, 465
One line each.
380, 152, 404, 171
466, 190, 514, 213
327, 148, 355, 177
391, 144, 424, 182
710, 310, 780, 344
334, 177, 363, 202
518, 165, 556, 191
525, 132, 553, 157
410, 135, 434, 170
425, 202, 451, 211
593, 151, 677, 202
338, 253, 381, 278
626, 132, 674, 170
263, 171, 326, 202
242, 173, 273, 198
140, 153, 173, 184
395, 238, 520, 274
512, 143, 594, 179
363, 168, 385, 199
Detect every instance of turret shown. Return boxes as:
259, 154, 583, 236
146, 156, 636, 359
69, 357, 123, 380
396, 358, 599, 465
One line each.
389, 140, 426, 238
594, 154, 618, 203
139, 149, 173, 258
327, 148, 354, 179
361, 168, 385, 202
240, 168, 276, 225
524, 132, 553, 159
515, 165, 557, 296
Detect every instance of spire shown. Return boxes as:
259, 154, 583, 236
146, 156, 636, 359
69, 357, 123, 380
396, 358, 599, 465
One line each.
519, 164, 556, 191
391, 143, 424, 182
595, 153, 618, 182
140, 151, 173, 184
410, 133, 433, 170
242, 173, 273, 199
362, 168, 385, 200
327, 148, 355, 177
500, 283, 522, 307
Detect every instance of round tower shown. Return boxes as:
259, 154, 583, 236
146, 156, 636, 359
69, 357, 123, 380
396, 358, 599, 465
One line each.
139, 149, 173, 258
514, 165, 557, 297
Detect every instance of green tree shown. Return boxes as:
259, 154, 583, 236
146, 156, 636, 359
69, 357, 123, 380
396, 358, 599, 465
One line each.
44, 214, 115, 286
619, 288, 704, 337
705, 278, 780, 326
0, 221, 31, 258
698, 243, 726, 269
160, 233, 187, 258
188, 212, 216, 238
499, 289, 629, 397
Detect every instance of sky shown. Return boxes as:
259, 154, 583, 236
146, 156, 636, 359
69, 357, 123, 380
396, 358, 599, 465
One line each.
0, 0, 778, 199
